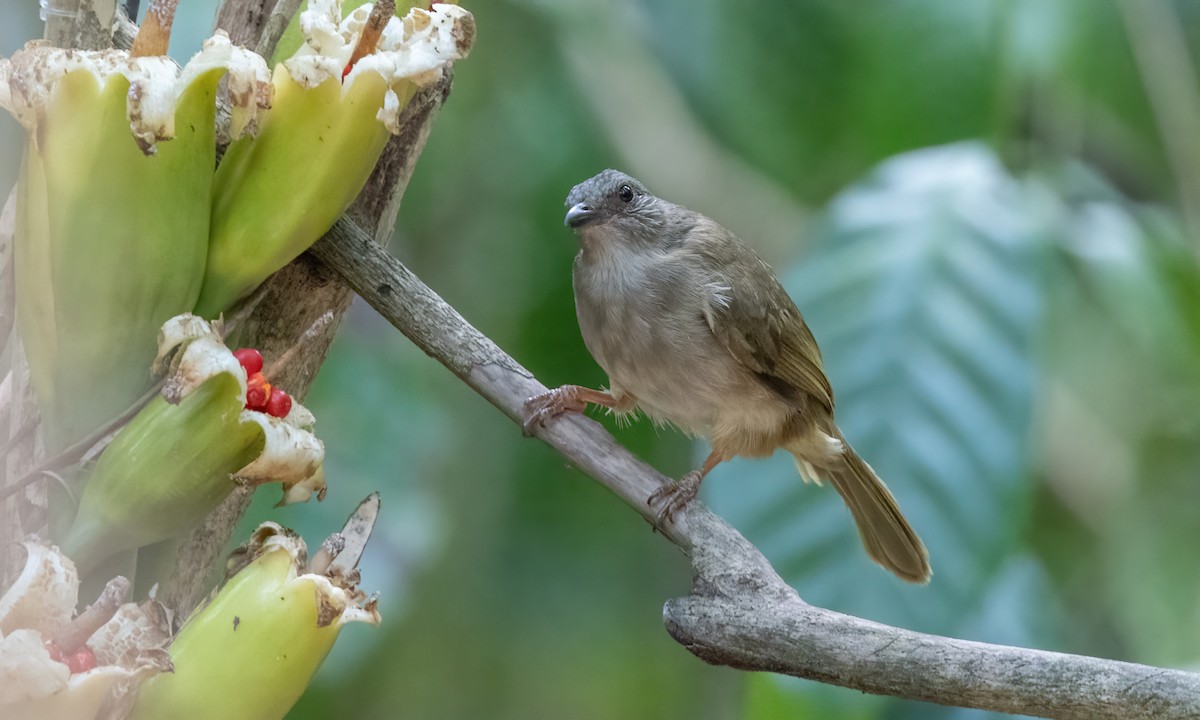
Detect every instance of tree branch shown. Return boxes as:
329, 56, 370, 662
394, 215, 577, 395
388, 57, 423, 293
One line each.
308, 218, 1200, 719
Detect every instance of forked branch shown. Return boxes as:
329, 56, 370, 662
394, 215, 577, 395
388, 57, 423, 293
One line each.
309, 218, 1200, 720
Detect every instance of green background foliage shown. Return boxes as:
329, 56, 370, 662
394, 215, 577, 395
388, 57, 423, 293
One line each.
5, 0, 1200, 717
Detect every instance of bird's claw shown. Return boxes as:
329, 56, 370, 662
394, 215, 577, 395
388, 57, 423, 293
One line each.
522, 387, 587, 436
647, 470, 703, 527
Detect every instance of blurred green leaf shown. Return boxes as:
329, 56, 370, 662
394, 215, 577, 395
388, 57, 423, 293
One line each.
644, 0, 1006, 203
743, 673, 884, 720
1033, 167, 1200, 668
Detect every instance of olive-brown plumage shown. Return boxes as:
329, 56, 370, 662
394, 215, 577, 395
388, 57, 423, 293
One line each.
527, 169, 931, 583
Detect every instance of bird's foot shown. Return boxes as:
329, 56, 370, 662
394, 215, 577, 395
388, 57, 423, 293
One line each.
647, 470, 703, 527
522, 386, 589, 436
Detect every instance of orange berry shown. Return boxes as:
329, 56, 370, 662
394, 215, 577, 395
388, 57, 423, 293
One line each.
246, 372, 272, 411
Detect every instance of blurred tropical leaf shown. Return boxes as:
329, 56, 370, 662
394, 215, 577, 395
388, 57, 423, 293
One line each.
707, 143, 1056, 719
1033, 165, 1200, 668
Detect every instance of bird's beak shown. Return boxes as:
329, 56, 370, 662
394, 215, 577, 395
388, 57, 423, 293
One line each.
565, 203, 595, 228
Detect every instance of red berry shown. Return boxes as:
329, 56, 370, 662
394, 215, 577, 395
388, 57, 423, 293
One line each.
65, 645, 97, 674
245, 372, 272, 411
44, 640, 65, 664
265, 387, 293, 418
233, 348, 264, 376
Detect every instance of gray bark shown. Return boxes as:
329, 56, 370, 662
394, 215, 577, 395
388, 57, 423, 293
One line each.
309, 218, 1200, 720
42, 0, 82, 46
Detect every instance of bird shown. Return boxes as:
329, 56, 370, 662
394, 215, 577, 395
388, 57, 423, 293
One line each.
524, 169, 931, 584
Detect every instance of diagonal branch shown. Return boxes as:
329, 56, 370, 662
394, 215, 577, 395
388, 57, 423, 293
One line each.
309, 217, 1200, 720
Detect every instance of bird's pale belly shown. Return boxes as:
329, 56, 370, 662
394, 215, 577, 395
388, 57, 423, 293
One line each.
584, 309, 793, 455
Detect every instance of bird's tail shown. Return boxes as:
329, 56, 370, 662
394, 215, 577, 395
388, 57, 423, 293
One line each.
791, 431, 931, 584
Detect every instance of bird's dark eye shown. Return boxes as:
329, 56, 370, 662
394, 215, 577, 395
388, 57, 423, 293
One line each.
618, 185, 634, 203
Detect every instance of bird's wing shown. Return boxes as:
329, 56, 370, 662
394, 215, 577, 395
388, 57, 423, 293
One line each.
695, 230, 834, 412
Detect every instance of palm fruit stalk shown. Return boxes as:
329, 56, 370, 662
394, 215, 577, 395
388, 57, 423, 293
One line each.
0, 26, 270, 450
59, 314, 326, 575
194, 0, 475, 317
128, 496, 382, 720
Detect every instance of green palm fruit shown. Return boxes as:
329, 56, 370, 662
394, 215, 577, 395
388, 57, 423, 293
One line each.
60, 315, 324, 574
194, 1, 475, 317
0, 35, 271, 449
128, 499, 381, 720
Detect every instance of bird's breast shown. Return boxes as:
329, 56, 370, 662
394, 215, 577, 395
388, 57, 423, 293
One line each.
572, 249, 790, 447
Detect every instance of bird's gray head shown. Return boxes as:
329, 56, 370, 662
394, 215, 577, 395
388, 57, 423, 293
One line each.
564, 170, 670, 245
